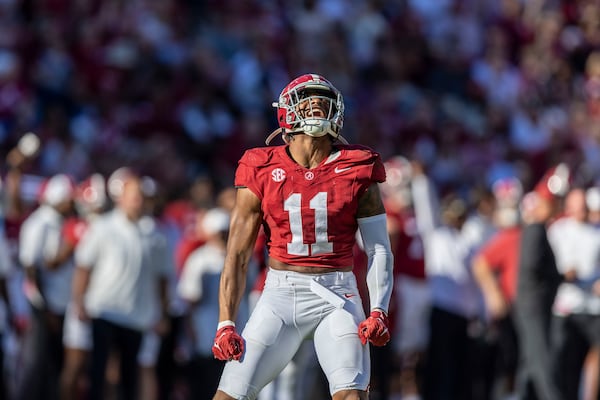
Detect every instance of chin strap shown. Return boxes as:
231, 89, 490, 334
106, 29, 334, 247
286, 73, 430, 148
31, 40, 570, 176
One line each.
265, 128, 285, 145
265, 128, 349, 145
335, 133, 349, 144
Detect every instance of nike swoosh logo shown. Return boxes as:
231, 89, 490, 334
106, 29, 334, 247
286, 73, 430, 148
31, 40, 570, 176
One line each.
335, 166, 351, 173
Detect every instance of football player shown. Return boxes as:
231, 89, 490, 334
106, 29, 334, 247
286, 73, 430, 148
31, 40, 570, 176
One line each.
211, 74, 394, 400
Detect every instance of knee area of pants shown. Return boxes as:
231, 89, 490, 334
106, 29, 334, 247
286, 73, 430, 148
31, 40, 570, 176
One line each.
215, 391, 254, 400
332, 389, 367, 400
329, 368, 369, 394
218, 379, 259, 400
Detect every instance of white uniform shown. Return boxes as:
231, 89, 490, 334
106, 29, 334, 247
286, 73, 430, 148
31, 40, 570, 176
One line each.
548, 217, 600, 316
19, 204, 73, 314
75, 209, 170, 331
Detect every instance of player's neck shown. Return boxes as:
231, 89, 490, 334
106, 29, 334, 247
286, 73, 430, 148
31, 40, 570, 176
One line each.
287, 136, 332, 169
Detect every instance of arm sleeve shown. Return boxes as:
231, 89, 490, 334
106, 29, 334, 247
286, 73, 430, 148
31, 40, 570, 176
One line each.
357, 213, 394, 313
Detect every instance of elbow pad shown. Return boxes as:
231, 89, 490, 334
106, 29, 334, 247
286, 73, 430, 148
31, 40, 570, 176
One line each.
357, 214, 394, 313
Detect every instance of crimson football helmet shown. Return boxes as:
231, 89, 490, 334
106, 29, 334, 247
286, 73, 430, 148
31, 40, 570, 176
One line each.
266, 73, 347, 145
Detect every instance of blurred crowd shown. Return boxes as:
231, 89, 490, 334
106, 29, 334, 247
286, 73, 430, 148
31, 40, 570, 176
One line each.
0, 0, 599, 194
0, 0, 599, 399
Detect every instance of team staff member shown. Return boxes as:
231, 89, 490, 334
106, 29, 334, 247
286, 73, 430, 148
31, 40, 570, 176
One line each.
17, 174, 76, 400
71, 171, 170, 400
60, 173, 107, 400
547, 188, 600, 400
514, 165, 568, 400
211, 73, 394, 400
472, 177, 524, 399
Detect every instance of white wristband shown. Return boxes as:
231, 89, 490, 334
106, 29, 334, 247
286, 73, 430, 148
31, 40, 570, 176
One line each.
217, 320, 236, 330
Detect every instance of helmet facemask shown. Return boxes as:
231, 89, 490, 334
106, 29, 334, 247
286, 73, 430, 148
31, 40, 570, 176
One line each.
267, 74, 346, 145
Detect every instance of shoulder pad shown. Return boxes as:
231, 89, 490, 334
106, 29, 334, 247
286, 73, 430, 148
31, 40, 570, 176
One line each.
338, 144, 381, 164
335, 145, 385, 183
239, 147, 278, 168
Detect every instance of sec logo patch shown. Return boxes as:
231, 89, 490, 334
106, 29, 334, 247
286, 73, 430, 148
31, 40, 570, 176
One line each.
272, 168, 286, 182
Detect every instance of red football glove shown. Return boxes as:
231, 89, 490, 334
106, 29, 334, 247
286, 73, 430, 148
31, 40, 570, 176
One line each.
212, 325, 245, 361
358, 310, 390, 346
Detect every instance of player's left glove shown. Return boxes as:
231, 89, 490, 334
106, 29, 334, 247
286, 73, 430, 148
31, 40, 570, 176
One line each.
358, 310, 390, 346
212, 324, 245, 361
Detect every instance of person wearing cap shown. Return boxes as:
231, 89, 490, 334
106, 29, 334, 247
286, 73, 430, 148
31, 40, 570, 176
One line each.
177, 207, 250, 399
16, 173, 76, 400
513, 165, 567, 400
547, 187, 600, 400
70, 171, 171, 400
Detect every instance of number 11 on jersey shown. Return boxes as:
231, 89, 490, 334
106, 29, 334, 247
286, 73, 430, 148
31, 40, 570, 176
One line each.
284, 192, 333, 256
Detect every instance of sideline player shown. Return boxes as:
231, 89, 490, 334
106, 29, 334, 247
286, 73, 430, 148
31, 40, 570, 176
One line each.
211, 73, 394, 400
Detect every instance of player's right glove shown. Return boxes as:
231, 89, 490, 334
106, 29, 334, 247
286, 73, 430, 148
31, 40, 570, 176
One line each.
212, 324, 245, 361
358, 310, 390, 346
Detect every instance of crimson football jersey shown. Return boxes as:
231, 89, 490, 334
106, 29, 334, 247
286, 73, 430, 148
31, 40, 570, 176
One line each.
235, 144, 386, 268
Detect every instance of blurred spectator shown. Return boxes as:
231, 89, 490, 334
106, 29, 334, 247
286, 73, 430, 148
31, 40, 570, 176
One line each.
59, 173, 107, 400
462, 185, 498, 251
177, 207, 239, 399
449, 181, 499, 400
17, 173, 76, 400
146, 179, 189, 400
137, 176, 172, 400
547, 187, 600, 400
472, 176, 524, 399
381, 156, 428, 400
585, 51, 600, 119
169, 174, 217, 275
470, 26, 521, 112
70, 171, 170, 400
410, 161, 483, 400
513, 165, 568, 400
